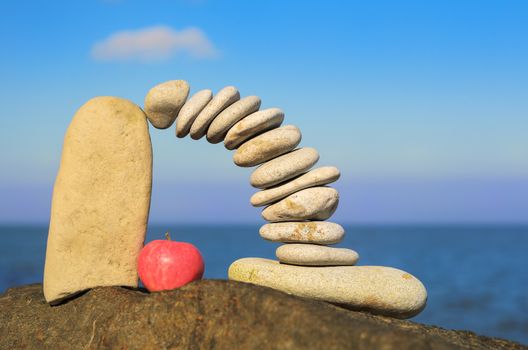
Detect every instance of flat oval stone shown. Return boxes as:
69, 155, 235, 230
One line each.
260, 221, 345, 244
176, 89, 213, 138
250, 148, 319, 189
262, 187, 339, 222
144, 80, 190, 129
228, 258, 427, 319
251, 166, 340, 206
224, 108, 284, 150
276, 244, 359, 266
206, 96, 261, 144
233, 125, 301, 167
190, 86, 239, 140
43, 97, 152, 304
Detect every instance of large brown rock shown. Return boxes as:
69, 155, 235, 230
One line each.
0, 281, 524, 350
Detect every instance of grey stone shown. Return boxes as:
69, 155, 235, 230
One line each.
233, 125, 301, 167
224, 108, 284, 150
229, 258, 428, 319
250, 147, 319, 189
261, 187, 339, 222
260, 221, 345, 244
276, 244, 359, 266
190, 86, 239, 139
251, 166, 340, 207
144, 80, 190, 129
206, 96, 261, 143
176, 89, 213, 138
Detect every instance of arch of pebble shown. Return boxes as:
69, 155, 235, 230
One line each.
43, 79, 426, 318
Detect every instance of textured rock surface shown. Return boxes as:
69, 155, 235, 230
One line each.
190, 86, 239, 139
262, 187, 339, 222
276, 244, 359, 266
250, 147, 319, 189
230, 258, 426, 318
224, 107, 284, 150
260, 221, 345, 244
251, 166, 341, 206
207, 95, 261, 143
1, 282, 524, 350
176, 89, 212, 138
43, 96, 152, 304
233, 125, 302, 167
144, 80, 190, 129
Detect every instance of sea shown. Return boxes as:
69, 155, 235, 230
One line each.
1, 224, 527, 345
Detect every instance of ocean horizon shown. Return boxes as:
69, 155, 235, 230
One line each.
1, 224, 527, 345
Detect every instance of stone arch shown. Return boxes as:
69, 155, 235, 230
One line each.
43, 80, 426, 318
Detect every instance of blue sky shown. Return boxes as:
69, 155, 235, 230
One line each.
0, 0, 527, 224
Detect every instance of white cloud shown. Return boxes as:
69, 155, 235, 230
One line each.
91, 25, 218, 62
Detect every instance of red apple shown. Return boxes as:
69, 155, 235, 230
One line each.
138, 233, 204, 292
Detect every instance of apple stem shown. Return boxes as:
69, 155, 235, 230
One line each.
165, 232, 171, 241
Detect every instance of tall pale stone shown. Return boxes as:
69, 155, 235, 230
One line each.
43, 96, 152, 304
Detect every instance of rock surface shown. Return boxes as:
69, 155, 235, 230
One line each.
229, 258, 427, 318
144, 80, 190, 129
276, 244, 359, 266
190, 85, 239, 140
176, 89, 213, 138
43, 96, 152, 304
260, 221, 345, 244
251, 166, 341, 206
1, 282, 523, 350
207, 95, 261, 143
233, 125, 301, 167
262, 187, 339, 222
224, 107, 284, 150
250, 147, 319, 189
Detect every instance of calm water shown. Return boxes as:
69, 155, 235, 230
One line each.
1, 225, 527, 345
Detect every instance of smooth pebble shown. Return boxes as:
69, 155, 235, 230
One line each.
276, 244, 359, 266
259, 221, 345, 244
250, 147, 319, 189
144, 80, 190, 129
190, 86, 239, 139
206, 96, 261, 143
233, 125, 301, 167
224, 108, 284, 150
251, 166, 340, 207
261, 187, 339, 222
176, 89, 213, 138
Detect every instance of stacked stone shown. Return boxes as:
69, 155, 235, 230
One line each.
142, 80, 427, 318
146, 80, 358, 267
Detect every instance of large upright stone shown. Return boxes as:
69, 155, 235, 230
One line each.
43, 96, 152, 304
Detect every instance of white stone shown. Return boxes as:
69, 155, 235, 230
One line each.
262, 187, 339, 222
233, 125, 301, 167
206, 96, 261, 144
250, 148, 319, 189
224, 108, 284, 150
43, 96, 152, 304
176, 89, 213, 138
260, 221, 345, 244
144, 80, 190, 129
251, 166, 340, 207
229, 258, 427, 318
276, 244, 359, 266
190, 86, 239, 140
